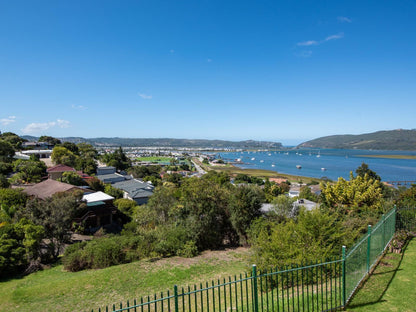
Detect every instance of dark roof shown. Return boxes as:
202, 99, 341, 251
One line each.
113, 179, 154, 199
23, 179, 82, 200
47, 164, 76, 173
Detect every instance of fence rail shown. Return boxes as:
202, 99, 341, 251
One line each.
90, 206, 415, 312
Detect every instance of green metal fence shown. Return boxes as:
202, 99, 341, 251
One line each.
90, 206, 413, 312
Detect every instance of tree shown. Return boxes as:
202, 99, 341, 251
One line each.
356, 162, 381, 181
0, 140, 15, 162
228, 185, 264, 245
0, 132, 25, 149
271, 195, 296, 218
60, 171, 86, 186
104, 184, 124, 199
299, 186, 318, 202
77, 143, 98, 158
176, 178, 234, 250
0, 218, 44, 276
0, 174, 9, 188
22, 191, 85, 259
51, 146, 77, 167
0, 188, 28, 209
320, 172, 384, 215
38, 136, 61, 146
59, 142, 79, 155
101, 147, 130, 171
114, 198, 138, 218
86, 177, 105, 192
75, 157, 97, 175
11, 159, 47, 183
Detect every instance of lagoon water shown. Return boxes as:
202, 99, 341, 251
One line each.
219, 149, 416, 182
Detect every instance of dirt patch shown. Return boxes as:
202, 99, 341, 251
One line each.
142, 247, 250, 270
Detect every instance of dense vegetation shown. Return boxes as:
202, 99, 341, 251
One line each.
298, 129, 416, 150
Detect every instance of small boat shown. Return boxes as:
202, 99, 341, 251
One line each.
251, 157, 255, 161
321, 167, 327, 171
260, 160, 264, 163
271, 164, 275, 167
296, 165, 302, 169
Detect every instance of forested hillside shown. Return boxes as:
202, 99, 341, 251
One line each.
298, 129, 416, 150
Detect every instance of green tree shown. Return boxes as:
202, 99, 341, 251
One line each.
38, 136, 61, 146
51, 146, 77, 167
228, 185, 264, 245
60, 171, 86, 186
0, 218, 44, 276
86, 177, 105, 192
11, 159, 47, 183
0, 132, 25, 149
176, 178, 234, 250
0, 174, 9, 188
114, 198, 138, 218
0, 188, 28, 210
104, 184, 124, 199
356, 162, 381, 181
59, 142, 79, 155
299, 186, 318, 202
271, 195, 296, 218
0, 140, 15, 162
22, 191, 85, 260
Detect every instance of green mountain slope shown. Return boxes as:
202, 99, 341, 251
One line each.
298, 129, 416, 150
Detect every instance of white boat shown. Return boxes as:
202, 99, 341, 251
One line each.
251, 157, 255, 161
260, 160, 264, 163
271, 164, 275, 167
296, 165, 302, 169
321, 167, 327, 171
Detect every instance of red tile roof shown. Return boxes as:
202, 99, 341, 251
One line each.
47, 164, 76, 173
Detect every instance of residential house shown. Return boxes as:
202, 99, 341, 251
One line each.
112, 179, 154, 205
76, 191, 118, 231
23, 179, 83, 200
47, 164, 76, 180
96, 166, 154, 204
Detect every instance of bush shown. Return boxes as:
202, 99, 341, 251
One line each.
177, 240, 199, 258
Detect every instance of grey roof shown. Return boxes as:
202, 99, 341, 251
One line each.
96, 173, 126, 183
113, 179, 154, 199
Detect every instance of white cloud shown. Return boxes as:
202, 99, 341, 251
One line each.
338, 16, 352, 23
71, 104, 87, 110
0, 116, 16, 126
138, 93, 152, 100
56, 119, 70, 128
296, 33, 344, 50
21, 119, 71, 134
297, 40, 319, 46
324, 33, 344, 42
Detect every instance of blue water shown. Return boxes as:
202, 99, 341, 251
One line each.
218, 149, 416, 182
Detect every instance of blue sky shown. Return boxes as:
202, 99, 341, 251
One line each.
1, 0, 415, 145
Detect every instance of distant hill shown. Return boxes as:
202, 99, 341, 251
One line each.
298, 129, 416, 150
21, 136, 282, 149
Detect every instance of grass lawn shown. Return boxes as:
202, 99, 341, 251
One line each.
347, 237, 416, 312
0, 248, 250, 312
135, 156, 172, 163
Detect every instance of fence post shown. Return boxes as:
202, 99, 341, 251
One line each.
342, 245, 346, 307
252, 265, 259, 312
367, 225, 372, 273
382, 214, 386, 249
174, 285, 179, 312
